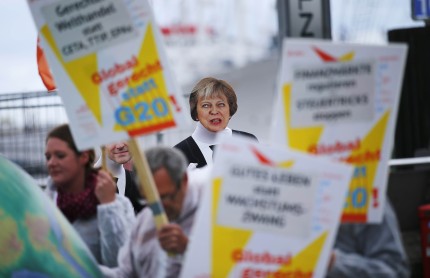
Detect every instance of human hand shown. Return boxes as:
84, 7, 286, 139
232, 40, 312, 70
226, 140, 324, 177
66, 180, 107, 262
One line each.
94, 169, 116, 204
157, 223, 188, 254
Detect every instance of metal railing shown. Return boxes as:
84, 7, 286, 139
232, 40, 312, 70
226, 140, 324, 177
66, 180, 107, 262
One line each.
0, 90, 191, 185
2, 90, 429, 186
0, 91, 68, 184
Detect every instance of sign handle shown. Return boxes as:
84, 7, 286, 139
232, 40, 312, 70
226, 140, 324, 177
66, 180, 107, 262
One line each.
128, 138, 169, 230
101, 146, 108, 171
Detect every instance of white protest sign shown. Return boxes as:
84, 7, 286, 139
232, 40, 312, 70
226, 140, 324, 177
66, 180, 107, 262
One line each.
217, 163, 316, 238
181, 135, 353, 278
27, 0, 188, 150
41, 0, 137, 62
291, 60, 375, 127
271, 39, 407, 223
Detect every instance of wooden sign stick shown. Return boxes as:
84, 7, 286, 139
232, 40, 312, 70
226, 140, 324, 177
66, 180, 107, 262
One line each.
101, 146, 108, 171
128, 138, 169, 229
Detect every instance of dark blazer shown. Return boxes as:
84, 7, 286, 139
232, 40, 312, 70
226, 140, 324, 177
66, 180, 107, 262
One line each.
174, 130, 258, 169
123, 170, 145, 214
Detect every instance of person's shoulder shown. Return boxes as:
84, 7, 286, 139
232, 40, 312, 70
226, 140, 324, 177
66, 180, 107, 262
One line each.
174, 136, 193, 149
174, 137, 201, 165
116, 194, 130, 203
113, 194, 136, 211
188, 165, 212, 187
232, 130, 258, 142
187, 166, 212, 204
134, 206, 156, 233
136, 206, 153, 219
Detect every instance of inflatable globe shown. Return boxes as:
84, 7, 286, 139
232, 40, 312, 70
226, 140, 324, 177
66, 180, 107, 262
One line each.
0, 156, 102, 277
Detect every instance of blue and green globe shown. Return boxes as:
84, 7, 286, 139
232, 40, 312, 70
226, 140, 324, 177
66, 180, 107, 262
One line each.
0, 156, 102, 277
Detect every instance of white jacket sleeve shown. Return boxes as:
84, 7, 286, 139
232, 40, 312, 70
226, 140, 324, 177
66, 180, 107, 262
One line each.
97, 195, 136, 267
99, 222, 137, 278
100, 208, 166, 278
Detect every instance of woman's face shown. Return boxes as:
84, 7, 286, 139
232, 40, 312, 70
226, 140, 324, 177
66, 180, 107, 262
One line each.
196, 94, 230, 132
45, 137, 87, 189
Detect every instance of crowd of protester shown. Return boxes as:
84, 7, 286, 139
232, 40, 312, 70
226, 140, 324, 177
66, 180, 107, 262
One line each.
39, 77, 410, 277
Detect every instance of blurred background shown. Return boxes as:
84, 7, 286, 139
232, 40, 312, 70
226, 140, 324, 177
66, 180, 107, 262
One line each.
0, 0, 424, 178
1, 1, 429, 276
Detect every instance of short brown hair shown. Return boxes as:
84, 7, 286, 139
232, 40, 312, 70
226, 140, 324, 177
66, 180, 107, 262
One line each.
46, 123, 95, 169
189, 77, 238, 121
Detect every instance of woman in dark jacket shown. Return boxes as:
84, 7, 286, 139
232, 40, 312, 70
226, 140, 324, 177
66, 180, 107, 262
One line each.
174, 77, 257, 168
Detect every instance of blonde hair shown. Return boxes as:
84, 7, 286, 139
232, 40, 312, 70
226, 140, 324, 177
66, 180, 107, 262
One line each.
189, 77, 238, 121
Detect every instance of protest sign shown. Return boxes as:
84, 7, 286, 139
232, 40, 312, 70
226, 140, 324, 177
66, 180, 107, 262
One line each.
27, 0, 188, 150
271, 39, 407, 222
27, 0, 188, 230
181, 136, 352, 278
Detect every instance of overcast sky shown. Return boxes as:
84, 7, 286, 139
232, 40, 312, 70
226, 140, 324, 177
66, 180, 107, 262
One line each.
0, 0, 422, 94
0, 0, 45, 93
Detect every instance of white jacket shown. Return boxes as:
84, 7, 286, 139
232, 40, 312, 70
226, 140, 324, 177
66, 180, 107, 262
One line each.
46, 179, 136, 267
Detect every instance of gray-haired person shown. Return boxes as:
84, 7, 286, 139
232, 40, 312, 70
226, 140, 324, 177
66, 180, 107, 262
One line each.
100, 146, 209, 278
